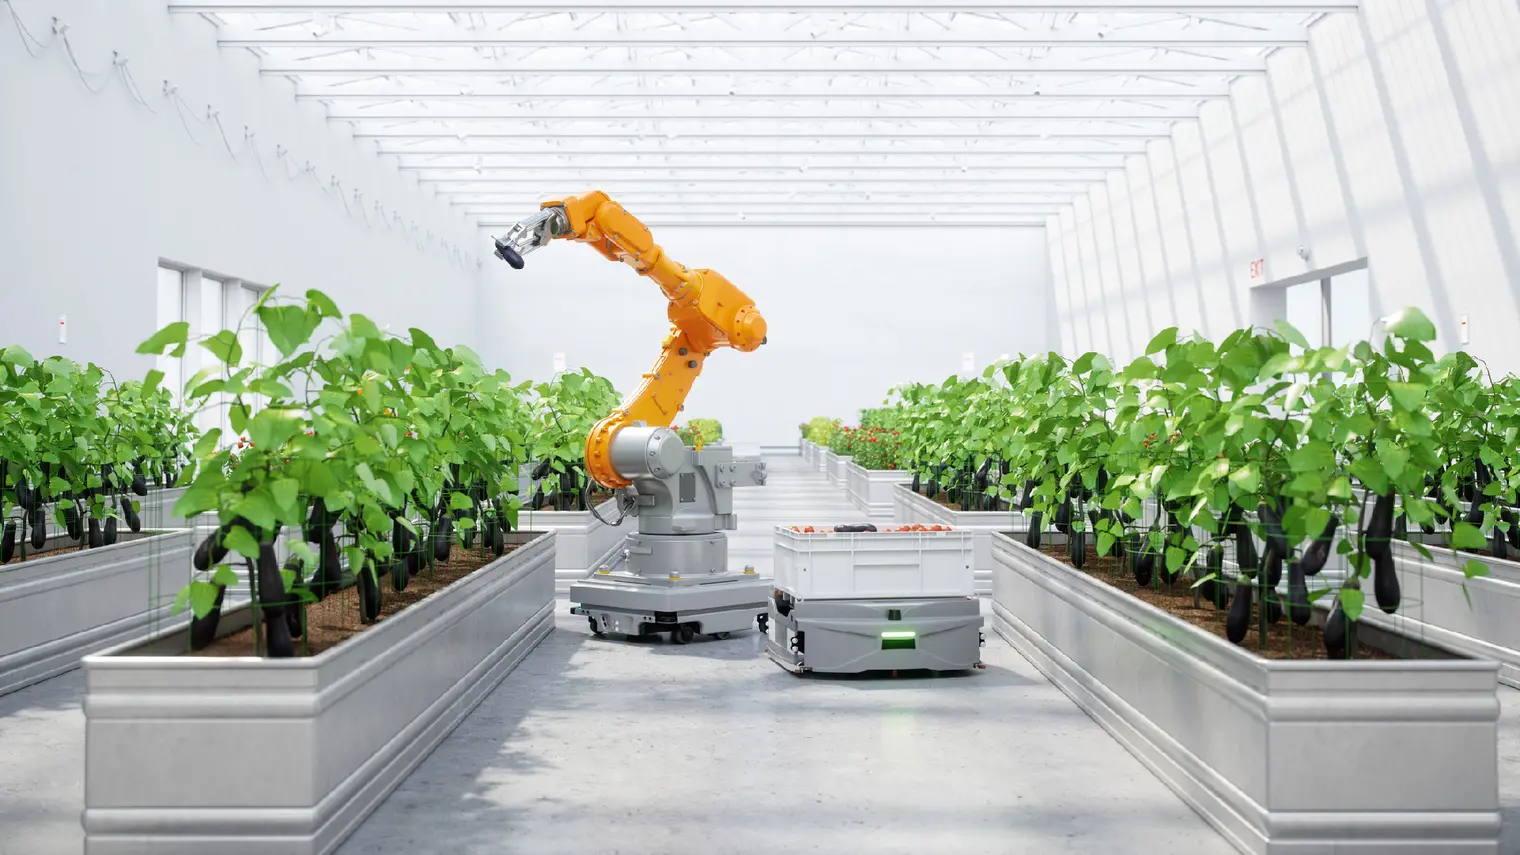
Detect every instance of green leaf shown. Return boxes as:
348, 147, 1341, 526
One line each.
212, 565, 240, 587
223, 525, 260, 562
1387, 382, 1427, 411
189, 580, 222, 619
301, 459, 339, 501
1275, 319, 1311, 349
137, 322, 190, 356
1145, 328, 1178, 355
306, 289, 341, 319
287, 540, 316, 569
249, 408, 304, 451
450, 492, 474, 511
172, 478, 223, 520
1452, 522, 1487, 550
1384, 307, 1437, 341
233, 489, 280, 532
269, 478, 301, 519
350, 314, 383, 340
171, 584, 191, 616
1166, 546, 1185, 573
1229, 463, 1260, 495
192, 428, 223, 460
229, 403, 249, 436
142, 369, 165, 395
257, 304, 322, 358
1463, 558, 1490, 581
200, 330, 243, 366
1339, 587, 1365, 622
1097, 531, 1116, 556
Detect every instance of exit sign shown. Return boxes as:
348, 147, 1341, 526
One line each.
1249, 258, 1265, 279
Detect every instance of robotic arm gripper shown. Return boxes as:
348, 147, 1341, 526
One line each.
492, 191, 768, 490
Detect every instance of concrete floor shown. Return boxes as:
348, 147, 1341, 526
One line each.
336, 456, 1229, 855
4, 454, 1520, 854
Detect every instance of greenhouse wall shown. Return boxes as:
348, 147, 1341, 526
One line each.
1049, 1, 1520, 373
477, 224, 1054, 444
0, 0, 479, 377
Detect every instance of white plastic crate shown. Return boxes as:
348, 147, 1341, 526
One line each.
773, 526, 975, 600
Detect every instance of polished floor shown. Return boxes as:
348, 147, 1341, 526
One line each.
5, 454, 1520, 854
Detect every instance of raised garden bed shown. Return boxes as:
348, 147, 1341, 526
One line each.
0, 528, 195, 696
991, 531, 1500, 854
824, 451, 850, 485
893, 484, 1030, 595
517, 498, 631, 593
1356, 539, 1520, 689
843, 461, 911, 521
81, 529, 555, 855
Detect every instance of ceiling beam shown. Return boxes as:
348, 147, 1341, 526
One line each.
464, 202, 1066, 212
175, 0, 1356, 12
381, 144, 1145, 156
406, 167, 1122, 178
359, 129, 1166, 139
446, 191, 1075, 202
421, 177, 1102, 187
329, 107, 1198, 121
296, 87, 1232, 100
262, 59, 1268, 76
222, 29, 1309, 48
476, 217, 1053, 227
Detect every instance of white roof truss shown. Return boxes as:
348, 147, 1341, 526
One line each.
177, 1, 1352, 225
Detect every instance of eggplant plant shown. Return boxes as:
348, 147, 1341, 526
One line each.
139, 286, 540, 657
526, 368, 620, 510
0, 348, 148, 560
883, 306, 1502, 660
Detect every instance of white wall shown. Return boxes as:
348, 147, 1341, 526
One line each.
1049, 0, 1520, 373
0, 0, 479, 379
477, 225, 1052, 444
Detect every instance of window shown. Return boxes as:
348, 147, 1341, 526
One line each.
155, 266, 184, 409
1327, 268, 1372, 349
154, 263, 273, 448
1285, 281, 1325, 348
1280, 265, 1372, 352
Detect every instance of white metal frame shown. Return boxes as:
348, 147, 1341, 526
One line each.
173, 1, 1351, 226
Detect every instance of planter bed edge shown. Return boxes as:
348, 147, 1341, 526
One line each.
81, 529, 557, 855
989, 532, 1500, 855
894, 484, 1029, 595
0, 528, 196, 697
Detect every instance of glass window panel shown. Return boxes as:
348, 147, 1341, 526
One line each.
1284, 281, 1324, 349
1328, 268, 1373, 349
155, 267, 183, 408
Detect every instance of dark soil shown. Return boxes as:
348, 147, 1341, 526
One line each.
1039, 541, 1398, 661
928, 493, 965, 511
2, 543, 85, 565
189, 543, 515, 658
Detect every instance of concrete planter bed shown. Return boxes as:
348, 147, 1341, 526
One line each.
1354, 538, 1520, 689
824, 451, 850, 485
517, 499, 631, 593
801, 439, 818, 467
893, 484, 1031, 595
842, 461, 912, 521
990, 532, 1500, 854
0, 528, 194, 697
80, 529, 556, 855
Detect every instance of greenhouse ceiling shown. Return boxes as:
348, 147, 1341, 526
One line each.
172, 0, 1358, 226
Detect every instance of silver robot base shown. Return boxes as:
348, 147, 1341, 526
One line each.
569, 533, 771, 643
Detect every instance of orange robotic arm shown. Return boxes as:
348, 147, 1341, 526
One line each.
492, 191, 767, 489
